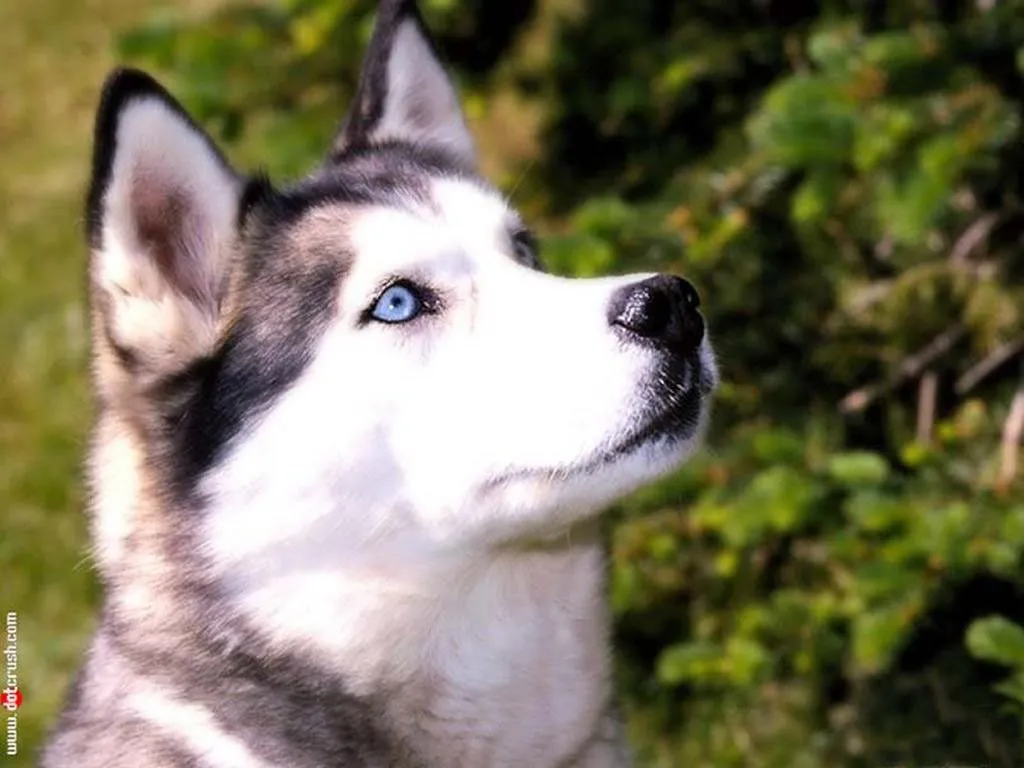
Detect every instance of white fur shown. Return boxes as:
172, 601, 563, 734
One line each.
89, 418, 141, 569
200, 177, 716, 765
129, 682, 274, 768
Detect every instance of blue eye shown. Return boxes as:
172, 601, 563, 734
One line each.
371, 283, 423, 324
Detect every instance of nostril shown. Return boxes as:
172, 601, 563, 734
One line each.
679, 310, 705, 350
613, 285, 671, 338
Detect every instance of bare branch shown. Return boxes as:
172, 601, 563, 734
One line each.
839, 325, 967, 414
916, 371, 938, 445
949, 212, 999, 267
955, 337, 1024, 395
997, 360, 1024, 490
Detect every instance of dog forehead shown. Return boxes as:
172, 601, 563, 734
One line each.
345, 177, 516, 273
429, 176, 514, 230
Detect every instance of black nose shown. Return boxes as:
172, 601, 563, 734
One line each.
607, 275, 704, 353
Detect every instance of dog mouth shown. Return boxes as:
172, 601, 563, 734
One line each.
599, 354, 714, 466
584, 388, 703, 470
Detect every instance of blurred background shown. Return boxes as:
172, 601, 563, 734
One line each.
3, 0, 1024, 765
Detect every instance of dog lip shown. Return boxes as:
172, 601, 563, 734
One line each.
596, 393, 702, 466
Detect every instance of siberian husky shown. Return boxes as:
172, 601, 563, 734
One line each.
42, 0, 717, 765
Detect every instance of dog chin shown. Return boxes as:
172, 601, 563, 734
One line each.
484, 429, 700, 531
483, 398, 710, 500
602, 413, 708, 481
469, 409, 709, 548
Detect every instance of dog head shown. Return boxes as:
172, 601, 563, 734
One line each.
86, 0, 717, 576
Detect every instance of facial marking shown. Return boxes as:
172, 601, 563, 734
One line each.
198, 159, 714, 557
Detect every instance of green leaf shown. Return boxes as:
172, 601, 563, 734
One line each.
966, 616, 1024, 668
853, 104, 917, 171
852, 605, 909, 674
747, 75, 857, 167
993, 673, 1024, 706
540, 233, 616, 279
723, 636, 770, 685
657, 641, 723, 686
750, 428, 806, 465
806, 24, 860, 71
850, 562, 922, 603
844, 490, 906, 532
826, 452, 891, 487
572, 197, 637, 239
729, 466, 819, 541
791, 171, 841, 225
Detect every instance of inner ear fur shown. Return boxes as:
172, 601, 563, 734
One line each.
86, 68, 244, 392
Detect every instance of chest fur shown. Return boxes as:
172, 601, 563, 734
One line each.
382, 546, 617, 766
221, 534, 618, 766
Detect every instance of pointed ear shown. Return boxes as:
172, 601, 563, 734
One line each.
86, 69, 244, 392
329, 0, 476, 169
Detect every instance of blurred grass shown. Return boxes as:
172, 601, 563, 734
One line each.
0, 0, 218, 762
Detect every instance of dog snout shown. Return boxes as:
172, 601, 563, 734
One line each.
607, 275, 704, 354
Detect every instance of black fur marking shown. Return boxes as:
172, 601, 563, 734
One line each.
85, 68, 237, 252
237, 171, 276, 229
94, 610, 418, 767
510, 227, 542, 269
152, 140, 492, 498
40, 626, 206, 768
323, 138, 475, 195
163, 239, 347, 497
146, 141, 482, 500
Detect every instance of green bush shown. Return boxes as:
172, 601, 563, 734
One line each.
119, 0, 1024, 764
